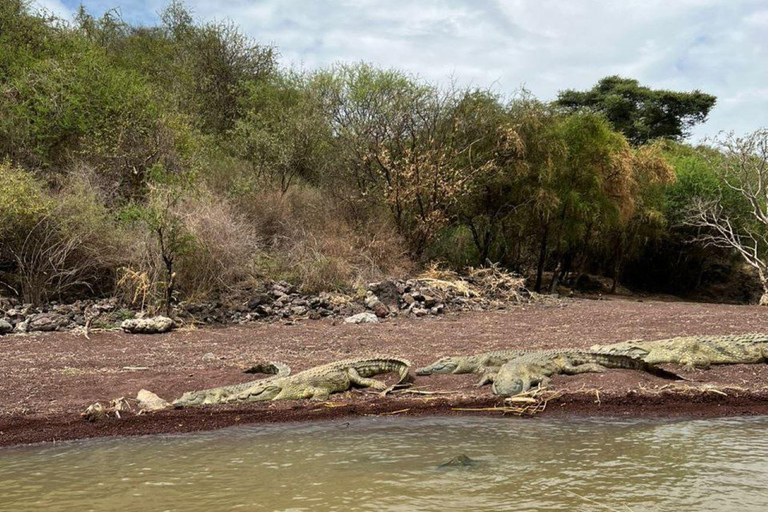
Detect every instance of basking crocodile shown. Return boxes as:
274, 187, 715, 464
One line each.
174, 356, 411, 406
416, 350, 528, 386
590, 333, 768, 369
173, 361, 291, 407
491, 349, 681, 397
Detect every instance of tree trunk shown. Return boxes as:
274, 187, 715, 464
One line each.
534, 224, 549, 292
758, 268, 768, 306
610, 238, 623, 294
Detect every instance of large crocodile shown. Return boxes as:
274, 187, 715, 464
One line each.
491, 349, 682, 397
173, 361, 291, 406
590, 333, 768, 369
416, 350, 528, 386
174, 356, 411, 406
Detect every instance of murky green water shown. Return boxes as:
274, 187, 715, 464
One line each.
1, 416, 767, 511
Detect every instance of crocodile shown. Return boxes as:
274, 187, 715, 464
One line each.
491, 349, 682, 397
590, 333, 768, 369
174, 357, 411, 406
173, 361, 291, 407
416, 350, 528, 386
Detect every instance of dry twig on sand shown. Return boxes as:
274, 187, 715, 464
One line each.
452, 388, 562, 417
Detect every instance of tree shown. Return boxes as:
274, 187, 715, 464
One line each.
603, 143, 675, 292
684, 130, 768, 304
556, 76, 716, 145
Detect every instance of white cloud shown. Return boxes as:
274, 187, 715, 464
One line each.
46, 0, 768, 139
32, 0, 71, 19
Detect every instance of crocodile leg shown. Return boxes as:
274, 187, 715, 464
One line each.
347, 368, 389, 390
475, 369, 499, 387
308, 387, 333, 401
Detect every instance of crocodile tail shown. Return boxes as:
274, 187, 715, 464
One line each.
592, 351, 682, 381
397, 363, 413, 384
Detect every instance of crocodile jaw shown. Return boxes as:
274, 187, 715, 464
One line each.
491, 377, 525, 396
416, 357, 459, 375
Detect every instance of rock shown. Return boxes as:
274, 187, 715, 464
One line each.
422, 295, 438, 308
291, 306, 308, 316
367, 280, 401, 308
372, 301, 390, 318
308, 310, 322, 320
0, 319, 12, 335
27, 313, 70, 332
136, 389, 170, 412
121, 316, 175, 334
343, 312, 380, 324
430, 304, 445, 315
202, 352, 217, 362
437, 454, 478, 469
402, 293, 416, 305
364, 292, 380, 309
412, 307, 428, 317
13, 320, 28, 334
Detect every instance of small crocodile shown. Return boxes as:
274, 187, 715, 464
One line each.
590, 334, 768, 369
491, 349, 681, 397
416, 350, 528, 386
175, 357, 411, 406
173, 361, 291, 407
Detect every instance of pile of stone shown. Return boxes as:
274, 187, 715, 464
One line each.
0, 297, 121, 335
0, 268, 536, 335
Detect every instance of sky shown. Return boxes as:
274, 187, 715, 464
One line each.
34, 0, 768, 142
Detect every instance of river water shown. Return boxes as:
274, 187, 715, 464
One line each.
1, 416, 767, 511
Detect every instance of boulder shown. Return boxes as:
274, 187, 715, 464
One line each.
27, 313, 70, 332
121, 316, 175, 334
371, 301, 390, 318
343, 312, 380, 324
136, 389, 170, 412
0, 319, 12, 335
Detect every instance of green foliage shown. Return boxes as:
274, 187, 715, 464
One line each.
0, 1, 748, 305
556, 76, 716, 145
228, 73, 331, 194
0, 161, 50, 237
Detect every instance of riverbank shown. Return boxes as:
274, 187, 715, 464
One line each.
3, 298, 768, 447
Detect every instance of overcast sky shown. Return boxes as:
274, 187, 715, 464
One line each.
35, 0, 768, 141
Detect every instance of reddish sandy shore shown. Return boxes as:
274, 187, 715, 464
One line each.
2, 297, 768, 447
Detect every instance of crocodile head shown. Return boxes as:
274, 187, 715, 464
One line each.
416, 356, 462, 375
173, 391, 208, 407
233, 382, 283, 402
491, 376, 526, 396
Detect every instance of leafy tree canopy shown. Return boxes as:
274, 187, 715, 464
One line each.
556, 76, 716, 145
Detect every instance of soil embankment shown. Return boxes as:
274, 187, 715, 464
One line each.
3, 298, 768, 447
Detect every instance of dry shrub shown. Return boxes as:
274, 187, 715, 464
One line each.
237, 186, 411, 292
2, 169, 129, 304
175, 193, 260, 298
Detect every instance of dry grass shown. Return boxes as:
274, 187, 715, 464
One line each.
237, 186, 411, 293
175, 193, 260, 298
